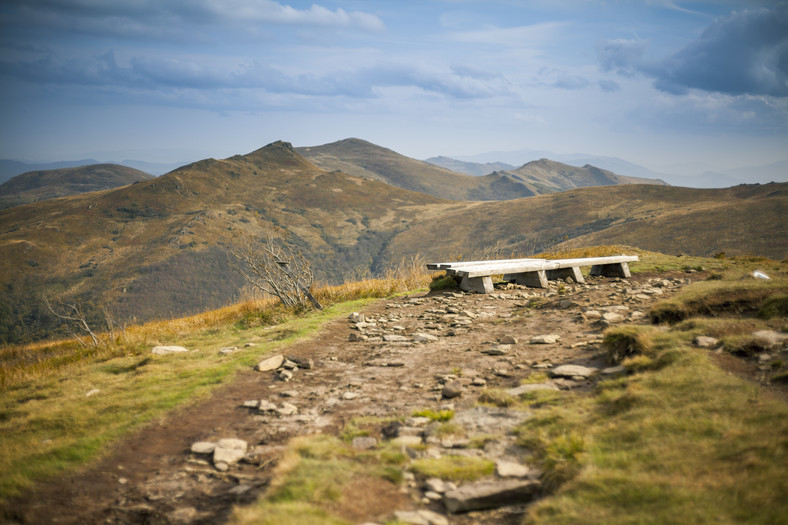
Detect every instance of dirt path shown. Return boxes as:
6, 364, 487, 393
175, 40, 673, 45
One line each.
2, 272, 724, 524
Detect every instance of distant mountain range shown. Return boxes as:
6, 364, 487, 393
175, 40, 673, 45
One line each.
1, 139, 785, 344
0, 164, 153, 209
297, 138, 665, 201
0, 159, 184, 184
430, 149, 788, 188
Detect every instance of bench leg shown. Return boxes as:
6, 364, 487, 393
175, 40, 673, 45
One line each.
546, 266, 585, 284
460, 276, 494, 294
589, 262, 631, 278
506, 270, 548, 288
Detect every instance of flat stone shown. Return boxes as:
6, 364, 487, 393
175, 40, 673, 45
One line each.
190, 441, 216, 454
442, 381, 464, 399
551, 364, 597, 379
255, 354, 285, 372
506, 383, 559, 396
383, 334, 409, 342
693, 336, 719, 348
471, 377, 487, 387
219, 346, 238, 354
349, 333, 369, 342
352, 437, 378, 450
287, 355, 314, 369
241, 400, 259, 408
484, 344, 510, 355
342, 391, 360, 400
443, 479, 540, 513
258, 400, 278, 412
753, 330, 788, 348
530, 334, 560, 344
213, 439, 247, 466
424, 478, 447, 493
151, 345, 189, 355
393, 510, 448, 525
413, 333, 439, 343
496, 460, 530, 478
602, 312, 625, 323
277, 402, 298, 416
499, 335, 518, 345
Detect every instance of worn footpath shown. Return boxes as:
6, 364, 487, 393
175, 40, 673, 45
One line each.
6, 272, 713, 525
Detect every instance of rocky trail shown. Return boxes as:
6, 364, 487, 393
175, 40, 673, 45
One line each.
6, 271, 758, 525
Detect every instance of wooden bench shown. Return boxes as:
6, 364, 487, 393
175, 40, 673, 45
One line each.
427, 255, 638, 294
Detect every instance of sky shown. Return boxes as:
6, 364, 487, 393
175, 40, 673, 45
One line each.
1, 0, 787, 176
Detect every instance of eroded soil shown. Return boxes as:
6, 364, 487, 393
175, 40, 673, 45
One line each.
3, 271, 783, 525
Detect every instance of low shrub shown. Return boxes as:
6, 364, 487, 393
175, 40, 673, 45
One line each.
603, 326, 658, 365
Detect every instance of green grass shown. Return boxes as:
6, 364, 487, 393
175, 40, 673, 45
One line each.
229, 434, 405, 525
519, 307, 788, 524
412, 408, 454, 421
0, 298, 378, 500
409, 455, 495, 482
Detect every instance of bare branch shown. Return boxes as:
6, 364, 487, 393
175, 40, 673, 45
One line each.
227, 229, 322, 310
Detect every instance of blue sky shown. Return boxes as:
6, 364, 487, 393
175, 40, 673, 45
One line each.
0, 0, 786, 175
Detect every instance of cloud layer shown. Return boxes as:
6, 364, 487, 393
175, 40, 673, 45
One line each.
598, 5, 788, 97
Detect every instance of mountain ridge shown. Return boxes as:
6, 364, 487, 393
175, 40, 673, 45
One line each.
0, 140, 784, 345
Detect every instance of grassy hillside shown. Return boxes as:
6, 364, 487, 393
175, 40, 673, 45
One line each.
381, 183, 788, 263
0, 164, 153, 209
0, 141, 446, 343
299, 139, 666, 201
1, 140, 785, 345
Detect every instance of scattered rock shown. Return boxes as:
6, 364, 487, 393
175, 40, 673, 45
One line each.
506, 383, 559, 396
442, 381, 464, 399
530, 334, 561, 344
190, 441, 216, 455
693, 336, 720, 348
752, 330, 788, 349
443, 479, 540, 513
352, 437, 378, 450
413, 333, 439, 343
277, 403, 298, 416
278, 369, 294, 382
288, 355, 314, 369
219, 346, 237, 354
241, 400, 259, 408
342, 391, 360, 400
550, 364, 597, 379
151, 345, 190, 355
255, 354, 285, 372
495, 460, 530, 478
383, 334, 409, 342
258, 400, 278, 412
393, 509, 448, 525
213, 439, 247, 466
499, 335, 518, 345
349, 332, 369, 342
602, 312, 625, 323
601, 365, 627, 376
484, 344, 510, 356
85, 389, 100, 397
471, 377, 487, 387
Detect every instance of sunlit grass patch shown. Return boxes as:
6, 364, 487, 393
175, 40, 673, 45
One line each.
230, 434, 405, 525
522, 327, 788, 525
409, 455, 495, 482
0, 298, 379, 500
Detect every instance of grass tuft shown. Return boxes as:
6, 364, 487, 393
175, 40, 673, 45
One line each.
602, 325, 658, 365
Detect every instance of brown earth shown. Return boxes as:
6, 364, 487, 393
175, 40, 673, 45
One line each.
3, 270, 783, 525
